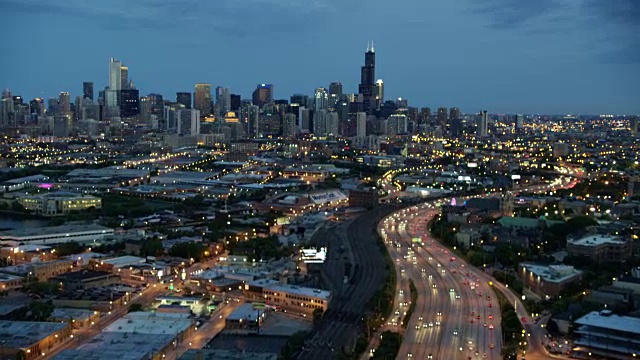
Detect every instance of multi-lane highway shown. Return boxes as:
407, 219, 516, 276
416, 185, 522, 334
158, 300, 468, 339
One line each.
380, 205, 502, 360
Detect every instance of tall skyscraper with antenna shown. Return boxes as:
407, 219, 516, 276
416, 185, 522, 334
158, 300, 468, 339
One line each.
359, 41, 376, 114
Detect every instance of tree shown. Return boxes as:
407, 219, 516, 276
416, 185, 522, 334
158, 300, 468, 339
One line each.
128, 303, 143, 313
312, 308, 324, 325
140, 236, 164, 258
567, 216, 598, 232
28, 300, 54, 321
23, 281, 60, 296
54, 241, 85, 256
11, 201, 25, 212
168, 242, 207, 262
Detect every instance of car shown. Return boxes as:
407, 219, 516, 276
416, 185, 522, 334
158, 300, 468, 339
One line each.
453, 329, 458, 336
477, 315, 480, 320
437, 311, 442, 316
488, 303, 492, 308
522, 317, 527, 323
428, 354, 433, 359
423, 323, 428, 328
450, 288, 455, 293
432, 284, 437, 288
489, 324, 494, 330
455, 294, 461, 299
421, 268, 426, 273
407, 353, 413, 358
428, 322, 433, 327
483, 323, 487, 327
399, 290, 404, 295
418, 316, 423, 321
415, 324, 420, 330
428, 275, 433, 279
489, 343, 494, 349
488, 314, 493, 319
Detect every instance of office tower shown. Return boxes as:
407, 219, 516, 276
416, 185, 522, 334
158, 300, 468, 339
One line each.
230, 94, 241, 111
58, 92, 71, 114
326, 111, 339, 136
120, 66, 129, 90
420, 107, 431, 125
290, 94, 309, 108
194, 83, 212, 116
177, 108, 200, 136
329, 82, 342, 108
314, 88, 329, 111
631, 116, 639, 136
83, 82, 94, 101
119, 89, 139, 118
140, 96, 151, 124
357, 112, 367, 137
450, 118, 463, 137
359, 41, 376, 114
109, 58, 122, 91
164, 103, 184, 132
53, 115, 70, 137
396, 98, 408, 109
176, 92, 192, 109
313, 109, 327, 136
299, 107, 311, 132
0, 97, 13, 127
240, 104, 259, 137
252, 84, 273, 108
283, 113, 297, 138
477, 110, 488, 137
437, 107, 447, 126
388, 114, 408, 135
216, 87, 231, 115
515, 114, 524, 130
449, 107, 460, 120
375, 79, 384, 109
29, 98, 45, 117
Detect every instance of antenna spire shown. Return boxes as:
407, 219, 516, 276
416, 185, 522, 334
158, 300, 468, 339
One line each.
371, 40, 375, 52
366, 41, 370, 52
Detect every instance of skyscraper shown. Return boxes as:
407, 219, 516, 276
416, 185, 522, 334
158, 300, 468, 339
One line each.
299, 107, 311, 133
515, 114, 524, 130
216, 87, 231, 115
230, 94, 241, 111
313, 109, 327, 136
477, 110, 488, 137
358, 42, 376, 114
356, 112, 367, 137
437, 107, 447, 126
58, 92, 71, 114
327, 112, 339, 136
83, 82, 94, 101
329, 82, 342, 108
177, 109, 201, 136
252, 84, 273, 108
375, 79, 384, 109
314, 88, 329, 111
449, 107, 460, 120
283, 113, 297, 138
194, 84, 212, 116
109, 58, 122, 91
119, 89, 139, 118
120, 66, 129, 90
631, 116, 639, 136
176, 92, 192, 109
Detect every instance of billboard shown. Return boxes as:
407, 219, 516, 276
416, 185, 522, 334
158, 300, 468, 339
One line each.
511, 174, 521, 180
301, 247, 327, 264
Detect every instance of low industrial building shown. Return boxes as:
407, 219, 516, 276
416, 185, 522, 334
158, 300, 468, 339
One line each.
52, 332, 176, 360
348, 188, 379, 209
225, 303, 267, 333
244, 279, 330, 316
0, 244, 54, 264
103, 311, 195, 343
518, 263, 583, 298
0, 259, 73, 281
0, 273, 23, 292
0, 174, 49, 193
567, 234, 632, 264
50, 270, 120, 290
573, 310, 640, 359
179, 349, 278, 360
17, 192, 102, 215
0, 224, 114, 246
49, 308, 100, 329
0, 320, 72, 360
53, 285, 131, 311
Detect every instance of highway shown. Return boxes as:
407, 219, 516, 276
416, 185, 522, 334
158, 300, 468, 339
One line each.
379, 205, 502, 360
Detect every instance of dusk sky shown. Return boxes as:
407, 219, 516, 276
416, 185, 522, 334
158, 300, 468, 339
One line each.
1, 0, 638, 115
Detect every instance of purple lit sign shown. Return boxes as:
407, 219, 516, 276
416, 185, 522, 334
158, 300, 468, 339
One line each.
38, 183, 54, 189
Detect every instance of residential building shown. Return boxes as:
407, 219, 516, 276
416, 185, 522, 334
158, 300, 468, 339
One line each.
0, 224, 114, 246
0, 321, 72, 360
224, 303, 267, 332
567, 234, 632, 264
518, 263, 583, 298
573, 310, 640, 359
50, 270, 120, 291
244, 279, 331, 316
0, 259, 73, 281
194, 84, 212, 116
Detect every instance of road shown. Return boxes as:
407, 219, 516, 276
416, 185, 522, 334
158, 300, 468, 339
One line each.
295, 206, 395, 360
367, 174, 578, 360
377, 205, 502, 360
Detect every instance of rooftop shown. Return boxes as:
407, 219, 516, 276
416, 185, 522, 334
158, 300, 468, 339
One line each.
50, 308, 96, 320
53, 333, 175, 360
103, 311, 192, 335
575, 311, 640, 335
248, 279, 331, 301
100, 256, 146, 268
179, 349, 277, 360
0, 320, 68, 348
52, 270, 114, 282
0, 224, 113, 239
568, 234, 627, 247
520, 263, 583, 283
227, 303, 266, 321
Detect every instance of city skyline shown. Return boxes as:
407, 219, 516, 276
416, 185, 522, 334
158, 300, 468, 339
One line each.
1, 0, 639, 114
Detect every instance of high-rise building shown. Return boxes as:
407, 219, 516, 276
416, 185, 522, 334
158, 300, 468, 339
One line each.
375, 79, 384, 109
314, 88, 329, 111
120, 66, 129, 90
299, 107, 311, 133
631, 116, 639, 136
176, 92, 191, 109
396, 98, 408, 109
515, 114, 524, 130
437, 107, 447, 126
283, 113, 297, 138
358, 42, 376, 114
419, 107, 431, 125
477, 110, 488, 137
327, 112, 339, 136
252, 84, 273, 108
109, 58, 122, 91
83, 82, 94, 101
356, 112, 367, 137
58, 92, 71, 114
216, 87, 231, 116
329, 82, 342, 108
388, 114, 408, 135
119, 89, 139, 118
313, 109, 327, 136
449, 107, 460, 120
194, 84, 212, 116
290, 94, 309, 108
177, 108, 200, 136
230, 94, 241, 111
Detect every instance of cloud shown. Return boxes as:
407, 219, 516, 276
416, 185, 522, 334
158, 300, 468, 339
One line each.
0, 0, 343, 36
473, 0, 568, 30
581, 0, 640, 63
